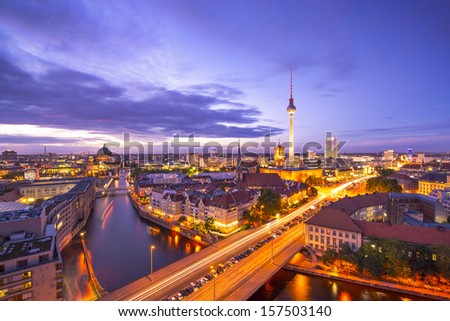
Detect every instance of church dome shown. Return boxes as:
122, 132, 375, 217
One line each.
97, 144, 113, 157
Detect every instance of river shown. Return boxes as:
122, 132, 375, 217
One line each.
61, 175, 202, 300
62, 174, 425, 301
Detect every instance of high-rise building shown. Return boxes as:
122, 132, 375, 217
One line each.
383, 149, 395, 161
286, 66, 297, 168
407, 148, 413, 162
324, 132, 338, 167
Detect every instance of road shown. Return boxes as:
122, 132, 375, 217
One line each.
105, 176, 371, 301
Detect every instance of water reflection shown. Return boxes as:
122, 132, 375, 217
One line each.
62, 176, 203, 300
249, 269, 427, 301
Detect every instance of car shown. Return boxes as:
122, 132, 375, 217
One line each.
176, 292, 184, 300
185, 286, 194, 294
190, 282, 199, 291
205, 274, 213, 280
180, 289, 189, 297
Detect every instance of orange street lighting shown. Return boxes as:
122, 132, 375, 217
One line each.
150, 245, 155, 280
210, 265, 216, 301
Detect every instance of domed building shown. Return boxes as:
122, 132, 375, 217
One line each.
96, 144, 114, 163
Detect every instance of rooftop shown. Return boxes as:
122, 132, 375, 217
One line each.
354, 220, 450, 247
0, 202, 28, 213
0, 235, 54, 262
305, 208, 363, 233
327, 193, 388, 216
0, 206, 42, 224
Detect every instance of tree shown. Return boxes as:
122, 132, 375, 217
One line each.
357, 241, 385, 277
382, 238, 411, 277
410, 244, 436, 275
178, 215, 188, 224
375, 167, 396, 177
366, 177, 402, 193
243, 209, 262, 227
432, 245, 450, 279
308, 186, 318, 197
305, 175, 324, 186
256, 189, 281, 220
322, 249, 338, 266
204, 217, 215, 233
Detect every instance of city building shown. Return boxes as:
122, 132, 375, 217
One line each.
324, 132, 338, 167
23, 169, 39, 181
305, 193, 450, 255
19, 180, 78, 201
260, 167, 323, 183
387, 193, 448, 225
1, 150, 18, 161
418, 173, 450, 195
388, 173, 419, 193
273, 142, 285, 168
0, 204, 63, 301
383, 149, 395, 161
0, 234, 63, 301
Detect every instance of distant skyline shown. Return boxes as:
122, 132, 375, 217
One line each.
1, 0, 450, 154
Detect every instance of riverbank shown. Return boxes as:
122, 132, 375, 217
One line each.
285, 253, 450, 301
128, 193, 212, 246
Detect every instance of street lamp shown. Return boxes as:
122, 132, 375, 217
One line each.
150, 245, 155, 280
210, 265, 216, 301
80, 231, 85, 239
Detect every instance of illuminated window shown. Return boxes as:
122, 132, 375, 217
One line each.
432, 253, 437, 261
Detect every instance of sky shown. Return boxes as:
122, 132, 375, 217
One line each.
0, 0, 450, 154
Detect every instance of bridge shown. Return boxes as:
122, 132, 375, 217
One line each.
101, 177, 371, 301
96, 187, 129, 196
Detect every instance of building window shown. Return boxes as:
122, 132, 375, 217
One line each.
351, 233, 356, 240
0, 264, 4, 273
309, 234, 313, 241
315, 236, 319, 242
351, 243, 356, 250
17, 259, 28, 268
332, 230, 336, 236
320, 236, 324, 244
432, 253, 437, 261
326, 237, 330, 245
320, 228, 324, 234
39, 254, 49, 263
315, 227, 319, 233
332, 238, 336, 246
309, 226, 313, 232
338, 232, 343, 237
345, 233, 349, 239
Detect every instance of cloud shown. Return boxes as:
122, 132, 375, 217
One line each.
0, 53, 283, 144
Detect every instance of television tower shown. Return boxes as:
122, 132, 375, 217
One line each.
286, 66, 297, 167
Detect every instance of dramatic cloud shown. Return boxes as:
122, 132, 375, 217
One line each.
0, 54, 283, 142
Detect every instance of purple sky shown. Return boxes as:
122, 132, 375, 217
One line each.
0, 0, 450, 154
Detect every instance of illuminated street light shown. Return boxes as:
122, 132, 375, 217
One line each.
80, 231, 85, 239
150, 245, 155, 280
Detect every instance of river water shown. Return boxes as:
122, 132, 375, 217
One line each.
62, 175, 426, 301
62, 176, 202, 300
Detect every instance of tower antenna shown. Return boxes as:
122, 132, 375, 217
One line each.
290, 65, 293, 100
